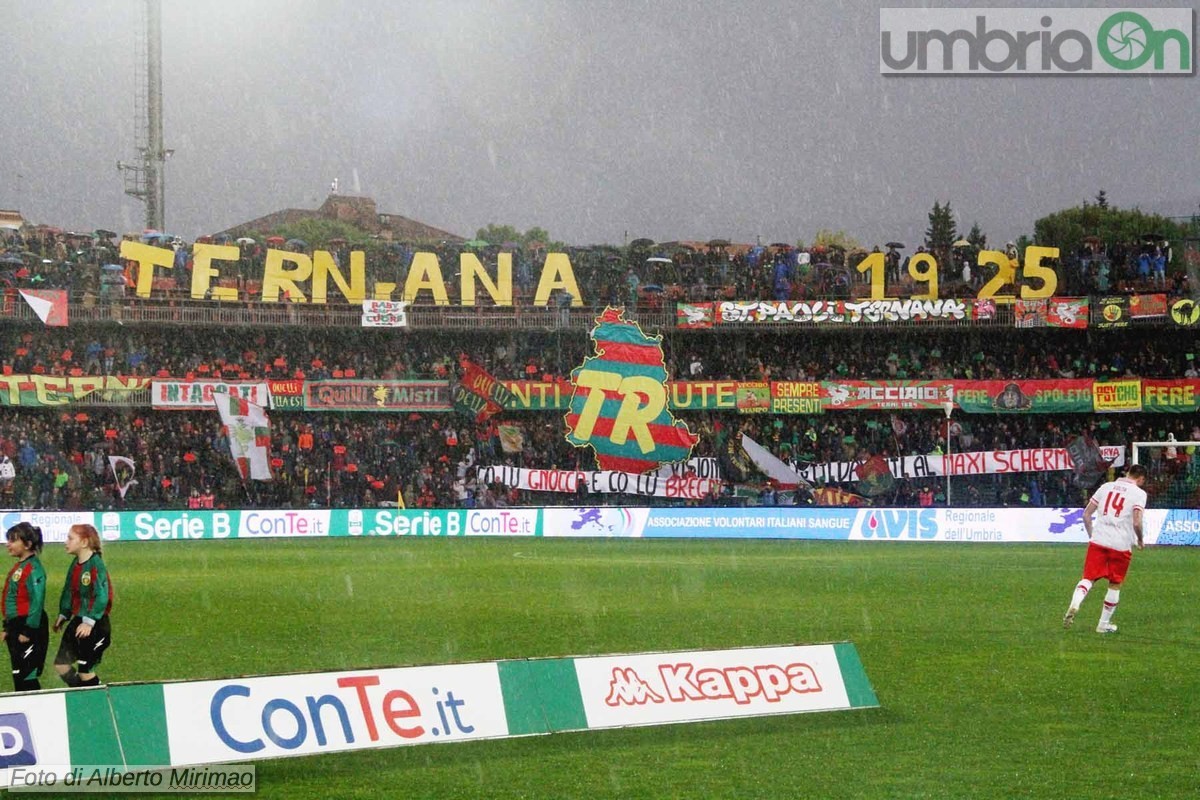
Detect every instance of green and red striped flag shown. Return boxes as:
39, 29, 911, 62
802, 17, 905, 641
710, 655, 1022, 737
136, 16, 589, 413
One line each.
566, 307, 697, 473
455, 357, 513, 422
213, 390, 272, 481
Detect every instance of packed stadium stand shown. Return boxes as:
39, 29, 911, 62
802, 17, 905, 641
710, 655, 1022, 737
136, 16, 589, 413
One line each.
2, 218, 1199, 511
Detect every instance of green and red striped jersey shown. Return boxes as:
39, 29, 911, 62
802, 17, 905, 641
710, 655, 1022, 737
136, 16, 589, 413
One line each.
59, 554, 112, 624
3, 556, 47, 635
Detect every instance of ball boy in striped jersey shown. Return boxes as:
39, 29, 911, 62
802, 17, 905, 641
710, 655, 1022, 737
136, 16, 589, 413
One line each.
1063, 465, 1147, 634
53, 524, 113, 687
2, 522, 49, 691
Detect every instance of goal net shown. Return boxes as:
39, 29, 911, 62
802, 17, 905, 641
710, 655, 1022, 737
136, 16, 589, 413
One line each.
1132, 440, 1200, 508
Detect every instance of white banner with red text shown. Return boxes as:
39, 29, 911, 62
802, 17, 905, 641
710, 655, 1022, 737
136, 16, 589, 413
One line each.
150, 380, 272, 410
477, 465, 719, 499
790, 446, 1126, 485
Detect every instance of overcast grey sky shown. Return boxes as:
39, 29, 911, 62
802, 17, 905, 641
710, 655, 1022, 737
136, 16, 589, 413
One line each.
1, 1, 1197, 249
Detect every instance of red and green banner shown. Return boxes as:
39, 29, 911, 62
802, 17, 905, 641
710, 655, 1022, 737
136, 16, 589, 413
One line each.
0, 375, 151, 407
675, 302, 714, 328
303, 380, 452, 412
1014, 297, 1089, 328
954, 380, 1094, 413
19, 288, 68, 326
735, 381, 771, 414
455, 358, 515, 422
503, 379, 572, 411
502, 379, 746, 412
820, 380, 952, 411
1141, 379, 1200, 413
665, 381, 741, 411
565, 307, 697, 473
267, 379, 305, 410
1049, 297, 1091, 327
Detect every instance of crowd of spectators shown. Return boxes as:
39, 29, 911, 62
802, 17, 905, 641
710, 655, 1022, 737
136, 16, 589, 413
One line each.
4, 327, 1200, 386
0, 401, 1196, 513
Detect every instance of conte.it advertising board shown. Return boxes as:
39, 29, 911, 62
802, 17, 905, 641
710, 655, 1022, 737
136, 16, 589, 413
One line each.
0, 642, 872, 783
89, 509, 543, 540
164, 664, 508, 765
336, 509, 540, 537
95, 510, 332, 541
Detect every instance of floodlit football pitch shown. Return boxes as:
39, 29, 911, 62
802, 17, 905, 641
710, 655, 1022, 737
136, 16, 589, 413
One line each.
40, 537, 1200, 799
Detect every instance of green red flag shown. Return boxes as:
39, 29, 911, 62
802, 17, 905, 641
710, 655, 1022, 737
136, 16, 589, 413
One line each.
565, 307, 697, 473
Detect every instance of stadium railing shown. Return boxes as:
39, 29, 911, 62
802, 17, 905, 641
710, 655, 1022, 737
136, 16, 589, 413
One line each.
0, 291, 1042, 331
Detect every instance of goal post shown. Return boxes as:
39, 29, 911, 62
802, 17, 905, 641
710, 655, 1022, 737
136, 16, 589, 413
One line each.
1132, 440, 1200, 508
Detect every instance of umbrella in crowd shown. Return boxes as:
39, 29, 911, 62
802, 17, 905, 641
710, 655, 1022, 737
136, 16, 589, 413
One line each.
236, 237, 256, 245
93, 229, 117, 239
213, 233, 233, 244
629, 238, 655, 248
463, 239, 490, 248
265, 236, 286, 245
952, 239, 972, 248
646, 256, 673, 264
886, 241, 905, 249
102, 263, 124, 271
0, 253, 24, 265
285, 238, 308, 249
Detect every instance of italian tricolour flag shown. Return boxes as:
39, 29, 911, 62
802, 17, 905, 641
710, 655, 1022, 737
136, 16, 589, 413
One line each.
213, 391, 272, 481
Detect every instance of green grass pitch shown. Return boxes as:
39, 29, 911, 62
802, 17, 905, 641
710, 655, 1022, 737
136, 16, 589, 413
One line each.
35, 538, 1200, 799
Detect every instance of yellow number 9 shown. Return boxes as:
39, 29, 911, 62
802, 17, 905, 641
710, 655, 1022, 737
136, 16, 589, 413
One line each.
907, 253, 938, 300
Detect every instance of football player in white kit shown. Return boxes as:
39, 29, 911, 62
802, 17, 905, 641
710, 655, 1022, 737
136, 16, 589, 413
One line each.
1063, 465, 1147, 634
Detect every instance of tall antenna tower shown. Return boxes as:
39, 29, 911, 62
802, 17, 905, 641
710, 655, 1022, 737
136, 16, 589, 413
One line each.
118, 0, 171, 231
